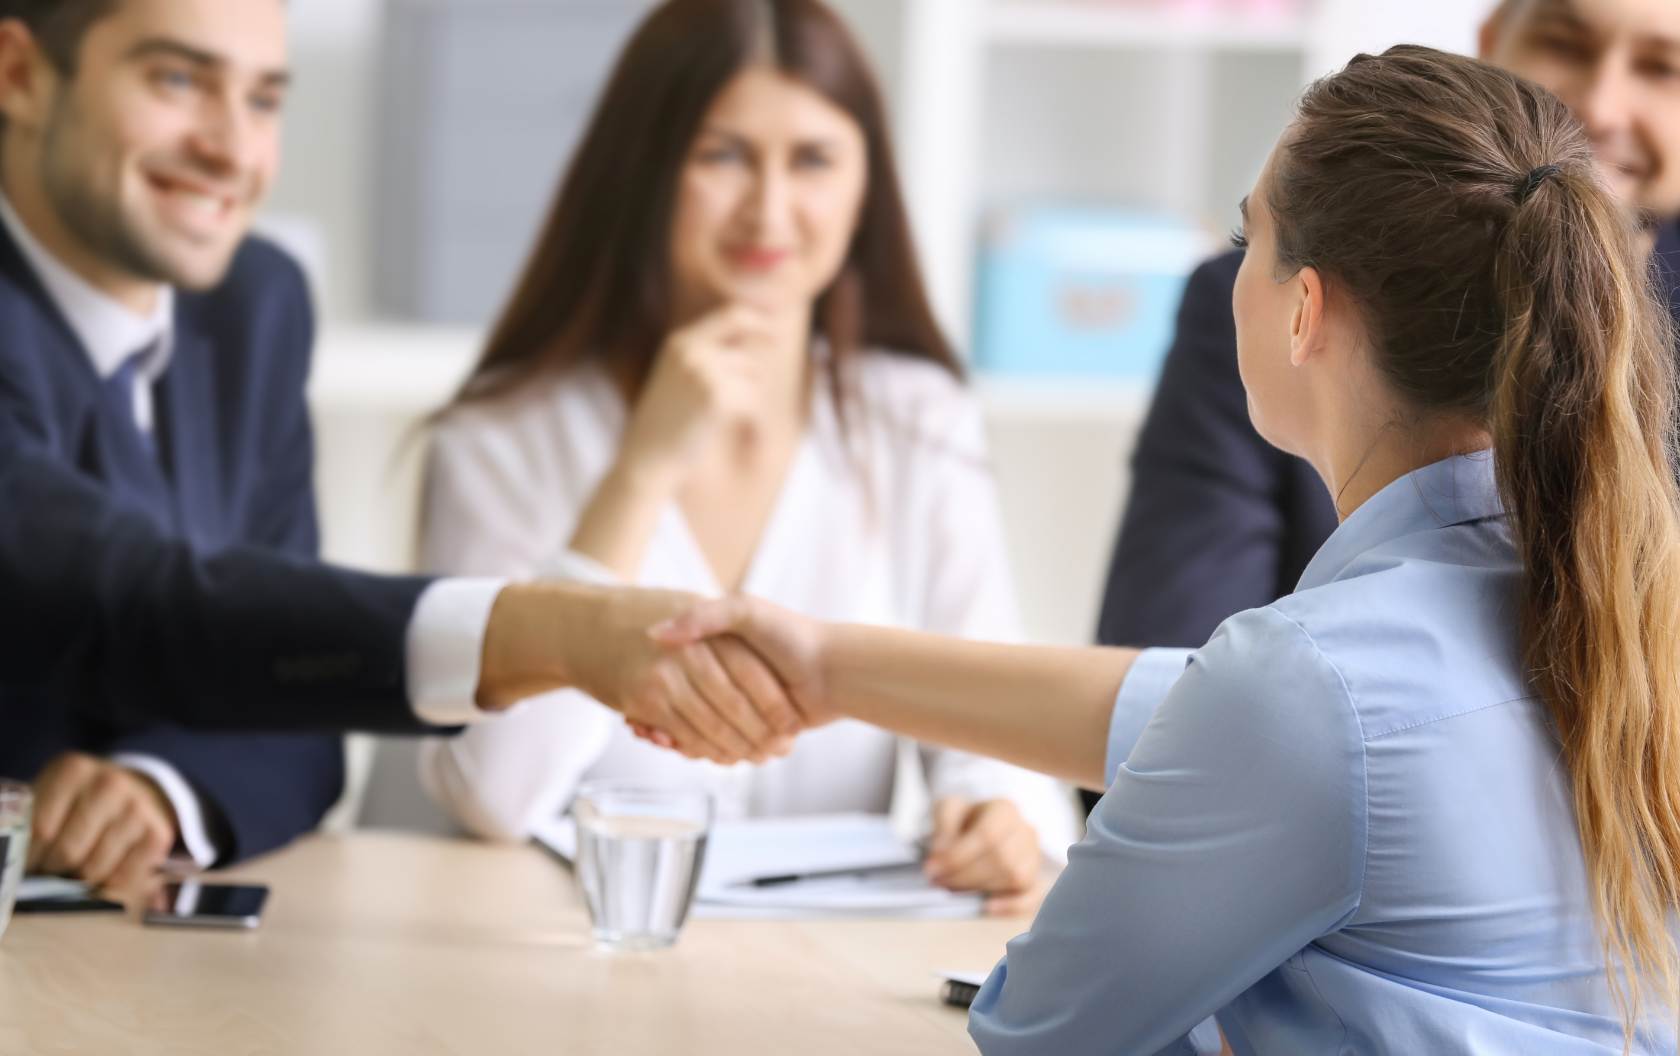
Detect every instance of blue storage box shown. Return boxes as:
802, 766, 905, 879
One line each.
973, 206, 1214, 378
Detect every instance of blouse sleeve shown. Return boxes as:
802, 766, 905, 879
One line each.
968, 607, 1367, 1054
414, 411, 618, 839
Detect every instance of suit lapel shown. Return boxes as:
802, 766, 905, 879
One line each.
0, 220, 181, 534
0, 217, 228, 550
0, 215, 101, 386
1655, 221, 1680, 333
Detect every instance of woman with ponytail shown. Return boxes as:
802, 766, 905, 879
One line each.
635, 44, 1680, 1053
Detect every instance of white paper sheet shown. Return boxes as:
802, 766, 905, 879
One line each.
16, 876, 91, 902
532, 812, 983, 920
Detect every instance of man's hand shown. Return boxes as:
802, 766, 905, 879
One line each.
27, 753, 177, 893
924, 797, 1043, 917
479, 584, 803, 765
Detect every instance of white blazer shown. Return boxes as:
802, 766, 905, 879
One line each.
416, 350, 1079, 858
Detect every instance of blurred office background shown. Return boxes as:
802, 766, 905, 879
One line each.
269, 0, 1479, 821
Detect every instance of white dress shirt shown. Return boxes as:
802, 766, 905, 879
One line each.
0, 193, 499, 868
417, 353, 1080, 858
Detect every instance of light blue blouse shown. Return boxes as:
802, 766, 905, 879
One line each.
969, 454, 1673, 1054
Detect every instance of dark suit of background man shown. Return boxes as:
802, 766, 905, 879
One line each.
0, 176, 346, 881
0, 0, 780, 893
1091, 0, 1680, 810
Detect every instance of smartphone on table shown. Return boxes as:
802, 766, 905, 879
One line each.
939, 971, 987, 1009
142, 879, 268, 930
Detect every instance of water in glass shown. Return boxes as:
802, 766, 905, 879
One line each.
574, 785, 711, 952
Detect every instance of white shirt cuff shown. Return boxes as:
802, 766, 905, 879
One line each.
406, 578, 507, 726
1105, 647, 1194, 787
110, 753, 218, 869
540, 548, 624, 586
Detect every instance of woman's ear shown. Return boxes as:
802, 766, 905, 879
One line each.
1288, 265, 1326, 368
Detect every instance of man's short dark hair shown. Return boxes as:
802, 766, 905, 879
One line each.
0, 0, 119, 73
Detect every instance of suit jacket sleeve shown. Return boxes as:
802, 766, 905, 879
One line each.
0, 386, 437, 735
1096, 250, 1306, 650
106, 267, 349, 862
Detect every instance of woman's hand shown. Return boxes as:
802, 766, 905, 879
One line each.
630, 636, 803, 764
616, 303, 777, 491
924, 797, 1044, 917
567, 304, 778, 580
624, 594, 834, 758
650, 594, 836, 728
480, 584, 801, 765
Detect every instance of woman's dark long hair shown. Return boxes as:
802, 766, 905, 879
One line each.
445, 0, 958, 417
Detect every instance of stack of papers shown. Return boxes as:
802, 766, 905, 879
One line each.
532, 812, 982, 920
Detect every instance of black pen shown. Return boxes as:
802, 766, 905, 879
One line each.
750, 860, 924, 888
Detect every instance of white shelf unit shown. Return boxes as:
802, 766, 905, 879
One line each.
815, 0, 1483, 643
858, 0, 1326, 349
830, 0, 1484, 346
986, 3, 1310, 51
822, 0, 1325, 644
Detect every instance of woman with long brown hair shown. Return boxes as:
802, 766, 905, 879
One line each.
416, 0, 1076, 910
647, 45, 1680, 1052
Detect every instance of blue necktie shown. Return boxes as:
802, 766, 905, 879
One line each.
107, 346, 155, 457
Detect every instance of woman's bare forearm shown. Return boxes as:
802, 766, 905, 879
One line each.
822, 625, 1137, 789
567, 461, 675, 580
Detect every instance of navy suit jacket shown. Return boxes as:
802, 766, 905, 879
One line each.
1098, 224, 1680, 652
0, 226, 439, 861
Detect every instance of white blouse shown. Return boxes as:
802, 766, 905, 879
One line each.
416, 350, 1079, 858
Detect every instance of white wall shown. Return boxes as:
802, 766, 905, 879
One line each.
1308, 1, 1480, 79
269, 0, 1488, 323
263, 0, 385, 320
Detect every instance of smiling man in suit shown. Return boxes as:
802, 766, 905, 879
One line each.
0, 3, 796, 890
0, 0, 348, 889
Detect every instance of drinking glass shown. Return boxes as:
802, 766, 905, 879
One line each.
573, 783, 712, 952
0, 781, 32, 943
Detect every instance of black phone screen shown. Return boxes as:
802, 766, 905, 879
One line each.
148, 881, 269, 925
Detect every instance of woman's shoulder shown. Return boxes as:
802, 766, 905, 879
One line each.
844, 349, 985, 460
1262, 541, 1529, 742
848, 348, 971, 409
1177, 604, 1366, 767
430, 362, 622, 464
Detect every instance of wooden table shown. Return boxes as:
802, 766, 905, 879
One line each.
0, 831, 1024, 1054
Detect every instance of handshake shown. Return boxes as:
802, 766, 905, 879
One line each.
481, 580, 1120, 799
480, 585, 832, 766
479, 583, 1062, 912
